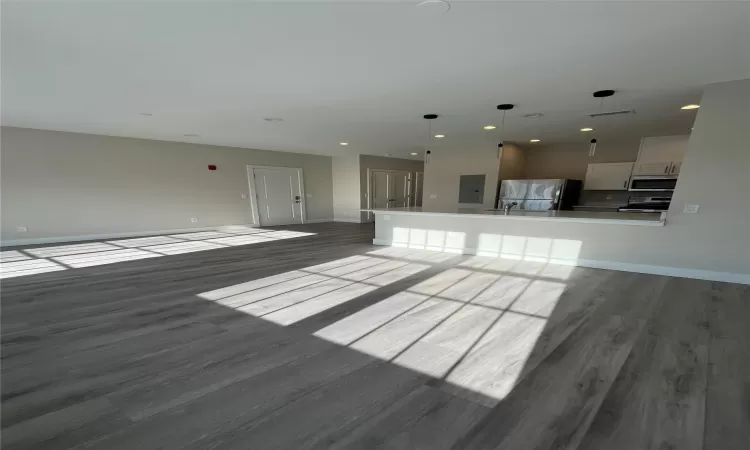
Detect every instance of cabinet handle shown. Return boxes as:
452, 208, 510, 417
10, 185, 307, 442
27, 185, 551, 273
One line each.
623, 181, 627, 188
670, 165, 675, 174
664, 165, 668, 174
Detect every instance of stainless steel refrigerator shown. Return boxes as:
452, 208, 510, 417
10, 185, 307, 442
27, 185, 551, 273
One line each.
495, 179, 582, 211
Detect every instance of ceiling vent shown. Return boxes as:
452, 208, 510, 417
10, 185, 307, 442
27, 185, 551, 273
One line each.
589, 109, 635, 118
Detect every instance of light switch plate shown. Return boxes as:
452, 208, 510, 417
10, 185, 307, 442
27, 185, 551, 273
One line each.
16, 226, 28, 232
306, 193, 313, 198
683, 204, 700, 214
429, 194, 438, 199
190, 217, 199, 223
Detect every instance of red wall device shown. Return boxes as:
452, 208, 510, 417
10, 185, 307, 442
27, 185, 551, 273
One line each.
208, 165, 217, 171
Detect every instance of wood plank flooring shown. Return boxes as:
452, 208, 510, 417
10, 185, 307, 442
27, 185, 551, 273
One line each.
1, 222, 748, 449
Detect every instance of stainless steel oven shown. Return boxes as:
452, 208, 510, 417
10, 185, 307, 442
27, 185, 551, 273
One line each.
629, 176, 678, 192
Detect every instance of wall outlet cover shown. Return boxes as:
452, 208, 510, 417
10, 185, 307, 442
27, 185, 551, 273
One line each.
429, 194, 438, 199
683, 204, 700, 214
16, 226, 28, 232
306, 193, 313, 198
190, 217, 199, 223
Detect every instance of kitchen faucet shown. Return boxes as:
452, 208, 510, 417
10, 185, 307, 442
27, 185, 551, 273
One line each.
503, 201, 518, 215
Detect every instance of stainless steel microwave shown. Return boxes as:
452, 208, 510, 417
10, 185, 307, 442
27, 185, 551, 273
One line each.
629, 176, 678, 191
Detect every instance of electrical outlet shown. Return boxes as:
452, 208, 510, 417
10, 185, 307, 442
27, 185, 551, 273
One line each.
190, 217, 198, 223
683, 204, 700, 214
16, 225, 28, 233
429, 194, 438, 199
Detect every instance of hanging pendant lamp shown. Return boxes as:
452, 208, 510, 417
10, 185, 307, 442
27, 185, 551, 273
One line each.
423, 114, 438, 164
496, 104, 514, 158
588, 90, 614, 156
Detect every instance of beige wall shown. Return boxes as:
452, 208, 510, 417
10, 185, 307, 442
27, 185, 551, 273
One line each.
1, 127, 334, 244
522, 137, 642, 180
423, 145, 500, 211
498, 143, 526, 181
332, 154, 362, 222
375, 78, 750, 280
360, 154, 424, 221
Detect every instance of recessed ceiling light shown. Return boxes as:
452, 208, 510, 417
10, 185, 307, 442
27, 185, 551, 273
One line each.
339, 142, 349, 146
483, 125, 496, 130
139, 112, 152, 116
410, 152, 419, 156
681, 104, 700, 110
580, 127, 594, 132
434, 134, 445, 138
530, 139, 541, 143
263, 117, 284, 122
523, 113, 544, 119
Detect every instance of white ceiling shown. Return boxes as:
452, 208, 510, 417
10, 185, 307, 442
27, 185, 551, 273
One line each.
2, 1, 749, 159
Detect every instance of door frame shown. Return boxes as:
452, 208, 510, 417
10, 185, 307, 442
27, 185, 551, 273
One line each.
367, 169, 412, 213
246, 165, 306, 226
414, 171, 424, 207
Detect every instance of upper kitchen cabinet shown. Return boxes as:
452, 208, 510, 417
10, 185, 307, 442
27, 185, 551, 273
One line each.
632, 135, 689, 175
584, 162, 634, 190
633, 161, 673, 176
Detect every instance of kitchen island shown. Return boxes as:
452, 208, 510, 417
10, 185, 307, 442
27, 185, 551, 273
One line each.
363, 207, 674, 273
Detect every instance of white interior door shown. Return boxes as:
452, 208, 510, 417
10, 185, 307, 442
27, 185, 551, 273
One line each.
251, 166, 304, 226
371, 170, 409, 209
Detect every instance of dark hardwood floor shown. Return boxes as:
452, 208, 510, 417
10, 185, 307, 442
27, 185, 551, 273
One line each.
1, 222, 748, 449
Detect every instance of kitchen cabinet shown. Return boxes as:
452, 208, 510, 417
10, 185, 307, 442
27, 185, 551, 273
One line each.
637, 135, 689, 163
632, 161, 673, 176
584, 162, 633, 190
631, 135, 689, 177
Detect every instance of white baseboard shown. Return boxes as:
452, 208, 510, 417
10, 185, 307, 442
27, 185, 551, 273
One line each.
372, 239, 750, 285
2, 225, 256, 247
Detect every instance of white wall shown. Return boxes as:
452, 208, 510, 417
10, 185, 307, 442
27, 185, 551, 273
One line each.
1, 127, 334, 243
375, 78, 750, 281
332, 154, 362, 222
422, 145, 500, 211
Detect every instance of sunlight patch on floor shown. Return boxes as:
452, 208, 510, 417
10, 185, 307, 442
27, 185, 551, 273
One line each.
314, 261, 566, 405
0, 228, 316, 278
197, 254, 432, 326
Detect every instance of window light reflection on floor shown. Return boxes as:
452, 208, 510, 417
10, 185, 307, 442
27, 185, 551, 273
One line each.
0, 227, 316, 278
314, 262, 567, 405
197, 254, 431, 326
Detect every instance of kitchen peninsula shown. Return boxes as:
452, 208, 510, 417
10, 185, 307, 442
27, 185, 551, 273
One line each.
363, 206, 678, 274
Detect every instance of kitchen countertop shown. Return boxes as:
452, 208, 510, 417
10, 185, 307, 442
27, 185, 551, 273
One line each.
362, 207, 666, 226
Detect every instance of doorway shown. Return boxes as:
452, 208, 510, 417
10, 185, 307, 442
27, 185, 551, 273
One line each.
414, 172, 424, 207
369, 170, 411, 210
247, 165, 305, 226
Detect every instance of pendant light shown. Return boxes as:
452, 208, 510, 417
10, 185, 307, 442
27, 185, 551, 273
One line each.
588, 90, 614, 157
423, 114, 438, 164
496, 104, 514, 158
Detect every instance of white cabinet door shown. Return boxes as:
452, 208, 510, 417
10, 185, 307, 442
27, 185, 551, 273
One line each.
633, 161, 672, 176
584, 163, 634, 190
637, 135, 690, 163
